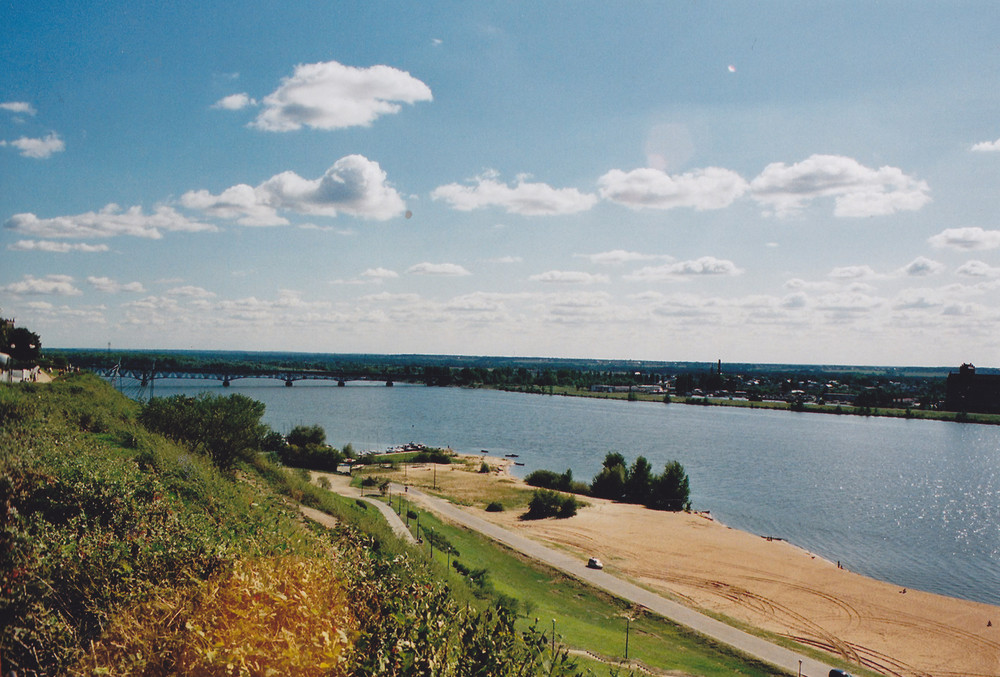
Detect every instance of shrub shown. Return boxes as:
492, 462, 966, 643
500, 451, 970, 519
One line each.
485, 501, 504, 512
522, 489, 578, 520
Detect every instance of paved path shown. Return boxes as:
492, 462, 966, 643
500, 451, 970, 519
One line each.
301, 473, 417, 544
400, 485, 840, 677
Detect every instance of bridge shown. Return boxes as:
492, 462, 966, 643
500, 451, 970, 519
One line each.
93, 365, 397, 387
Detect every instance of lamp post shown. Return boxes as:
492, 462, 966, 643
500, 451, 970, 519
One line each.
625, 616, 630, 661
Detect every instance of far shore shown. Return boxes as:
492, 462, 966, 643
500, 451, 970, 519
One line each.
367, 454, 1000, 677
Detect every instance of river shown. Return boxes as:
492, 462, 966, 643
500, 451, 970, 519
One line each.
137, 379, 1000, 606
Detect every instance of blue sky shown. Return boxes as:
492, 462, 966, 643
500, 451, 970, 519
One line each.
4, 1, 1000, 366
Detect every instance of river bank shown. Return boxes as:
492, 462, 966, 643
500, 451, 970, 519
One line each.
386, 457, 1000, 677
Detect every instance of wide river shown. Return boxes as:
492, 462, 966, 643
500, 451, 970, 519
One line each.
144, 380, 1000, 606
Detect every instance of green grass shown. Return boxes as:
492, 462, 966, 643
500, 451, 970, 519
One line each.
390, 503, 787, 676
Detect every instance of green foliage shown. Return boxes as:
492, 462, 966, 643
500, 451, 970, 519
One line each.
0, 375, 317, 676
485, 501, 504, 512
525, 467, 586, 494
139, 393, 267, 471
287, 423, 326, 447
589, 453, 691, 511
523, 489, 579, 520
647, 460, 691, 512
4, 325, 41, 363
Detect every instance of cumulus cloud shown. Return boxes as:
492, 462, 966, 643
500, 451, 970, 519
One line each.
361, 267, 399, 280
956, 260, 1000, 278
597, 166, 748, 210
749, 154, 930, 217
928, 226, 1000, 250
829, 265, 879, 280
528, 270, 610, 284
7, 240, 109, 253
167, 285, 217, 298
406, 262, 471, 276
576, 249, 666, 265
900, 256, 945, 277
212, 93, 257, 110
971, 138, 1000, 152
1, 274, 81, 296
249, 60, 432, 132
5, 204, 217, 239
624, 256, 743, 281
87, 276, 146, 293
181, 155, 405, 224
1, 132, 65, 159
432, 172, 597, 215
0, 101, 36, 115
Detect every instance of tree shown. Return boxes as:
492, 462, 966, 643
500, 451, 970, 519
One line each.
646, 460, 690, 512
140, 393, 267, 471
624, 456, 653, 505
5, 326, 41, 364
287, 424, 326, 447
590, 452, 627, 500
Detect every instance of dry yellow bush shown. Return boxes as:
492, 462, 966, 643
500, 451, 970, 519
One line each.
76, 557, 353, 676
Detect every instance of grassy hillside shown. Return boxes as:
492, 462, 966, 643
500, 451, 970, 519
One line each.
0, 375, 579, 676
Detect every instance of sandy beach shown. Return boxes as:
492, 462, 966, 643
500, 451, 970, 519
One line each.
396, 459, 1000, 677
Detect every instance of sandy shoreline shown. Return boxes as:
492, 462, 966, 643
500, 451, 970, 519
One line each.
399, 457, 1000, 677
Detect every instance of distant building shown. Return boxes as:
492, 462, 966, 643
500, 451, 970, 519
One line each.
944, 363, 1000, 414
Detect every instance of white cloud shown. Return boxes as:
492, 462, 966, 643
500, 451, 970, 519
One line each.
900, 256, 945, 277
624, 256, 743, 281
814, 292, 884, 314
166, 285, 217, 298
956, 260, 1000, 278
529, 270, 610, 284
361, 267, 399, 280
1, 132, 65, 159
87, 276, 146, 293
597, 166, 748, 211
971, 138, 1000, 152
488, 256, 523, 264
576, 249, 666, 265
0, 101, 36, 115
7, 239, 109, 253
5, 204, 217, 239
928, 226, 1000, 250
432, 173, 597, 215
212, 93, 256, 110
250, 60, 432, 132
406, 262, 471, 276
829, 265, 878, 280
182, 155, 405, 224
749, 154, 931, 217
1, 274, 81, 296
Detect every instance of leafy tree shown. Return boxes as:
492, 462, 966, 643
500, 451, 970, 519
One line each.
4, 326, 41, 363
589, 452, 627, 500
286, 424, 326, 447
624, 455, 653, 505
646, 460, 691, 511
140, 394, 267, 471
522, 490, 578, 520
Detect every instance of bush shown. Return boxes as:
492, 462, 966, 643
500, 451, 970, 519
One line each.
485, 501, 504, 512
522, 489, 578, 520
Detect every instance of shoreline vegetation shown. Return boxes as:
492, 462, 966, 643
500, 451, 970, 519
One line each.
2, 373, 791, 676
5, 373, 999, 676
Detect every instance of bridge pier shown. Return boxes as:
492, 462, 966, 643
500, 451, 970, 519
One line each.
338, 379, 346, 387
223, 378, 230, 387
285, 379, 294, 387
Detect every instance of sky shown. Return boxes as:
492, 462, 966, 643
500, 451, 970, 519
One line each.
4, 2, 1000, 367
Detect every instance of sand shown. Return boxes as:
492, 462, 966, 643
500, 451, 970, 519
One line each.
399, 460, 1000, 677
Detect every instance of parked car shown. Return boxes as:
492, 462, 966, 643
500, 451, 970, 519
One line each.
829, 670, 853, 677
587, 557, 603, 570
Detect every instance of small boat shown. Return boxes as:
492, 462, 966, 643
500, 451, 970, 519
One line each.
504, 453, 519, 458
514, 462, 525, 466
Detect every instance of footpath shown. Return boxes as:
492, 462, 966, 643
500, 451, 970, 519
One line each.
309, 476, 839, 677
